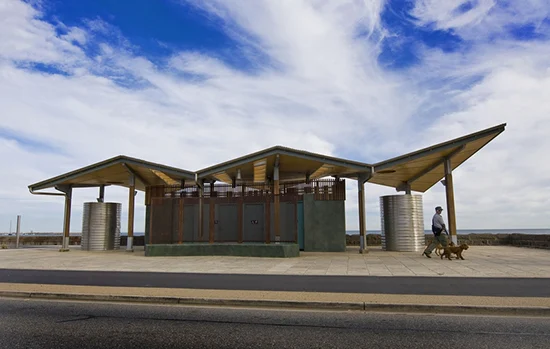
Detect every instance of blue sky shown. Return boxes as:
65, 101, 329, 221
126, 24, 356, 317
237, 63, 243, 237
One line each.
1, 0, 549, 232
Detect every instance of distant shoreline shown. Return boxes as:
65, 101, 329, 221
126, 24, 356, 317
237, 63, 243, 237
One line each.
2, 228, 549, 236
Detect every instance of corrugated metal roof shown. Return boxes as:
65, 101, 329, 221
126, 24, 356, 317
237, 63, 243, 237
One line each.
27, 124, 506, 194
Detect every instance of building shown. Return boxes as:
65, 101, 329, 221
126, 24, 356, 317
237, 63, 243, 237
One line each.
28, 124, 506, 257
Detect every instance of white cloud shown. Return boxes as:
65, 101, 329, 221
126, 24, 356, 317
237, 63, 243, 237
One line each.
411, 0, 496, 30
0, 0, 85, 67
411, 0, 550, 40
0, 0, 549, 234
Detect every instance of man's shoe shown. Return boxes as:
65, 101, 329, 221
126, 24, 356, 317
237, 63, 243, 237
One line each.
422, 252, 431, 258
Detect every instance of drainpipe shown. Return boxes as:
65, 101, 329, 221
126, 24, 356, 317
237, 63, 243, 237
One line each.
29, 186, 71, 250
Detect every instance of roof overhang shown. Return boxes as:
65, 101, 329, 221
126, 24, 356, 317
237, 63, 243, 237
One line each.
28, 155, 195, 193
196, 146, 372, 184
27, 124, 506, 195
369, 123, 506, 192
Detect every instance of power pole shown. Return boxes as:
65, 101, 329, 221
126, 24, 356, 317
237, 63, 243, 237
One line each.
16, 215, 21, 248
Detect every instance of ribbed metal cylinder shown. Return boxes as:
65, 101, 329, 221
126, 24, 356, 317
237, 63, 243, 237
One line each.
81, 202, 121, 251
380, 194, 424, 252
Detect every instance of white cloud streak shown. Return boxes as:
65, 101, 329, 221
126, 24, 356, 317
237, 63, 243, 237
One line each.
0, 0, 549, 233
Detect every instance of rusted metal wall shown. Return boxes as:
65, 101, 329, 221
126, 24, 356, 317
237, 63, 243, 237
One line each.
148, 179, 345, 245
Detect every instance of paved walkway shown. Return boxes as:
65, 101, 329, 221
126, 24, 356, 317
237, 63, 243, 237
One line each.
1, 245, 549, 278
2, 283, 549, 309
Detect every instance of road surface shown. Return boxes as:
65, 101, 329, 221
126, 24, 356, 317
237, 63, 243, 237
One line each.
0, 298, 549, 349
1, 269, 549, 297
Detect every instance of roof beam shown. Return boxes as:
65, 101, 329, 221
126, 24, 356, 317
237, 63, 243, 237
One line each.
150, 169, 179, 186
60, 184, 113, 188
122, 163, 149, 186
30, 158, 122, 191
197, 147, 370, 178
213, 171, 233, 184
29, 156, 195, 192
405, 145, 465, 185
123, 158, 194, 180
309, 163, 337, 180
253, 158, 267, 183
374, 124, 506, 172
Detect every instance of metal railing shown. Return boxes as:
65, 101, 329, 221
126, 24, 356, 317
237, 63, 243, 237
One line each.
148, 178, 346, 201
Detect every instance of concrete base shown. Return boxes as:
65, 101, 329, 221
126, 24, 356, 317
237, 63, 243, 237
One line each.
145, 243, 300, 258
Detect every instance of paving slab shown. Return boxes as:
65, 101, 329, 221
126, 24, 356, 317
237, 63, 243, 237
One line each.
1, 283, 549, 317
1, 245, 549, 278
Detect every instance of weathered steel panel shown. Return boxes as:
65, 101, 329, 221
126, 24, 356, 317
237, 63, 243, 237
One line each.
380, 194, 425, 252
81, 202, 121, 251
243, 203, 265, 242
215, 204, 239, 242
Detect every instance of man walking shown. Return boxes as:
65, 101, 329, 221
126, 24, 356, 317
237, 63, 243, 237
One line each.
423, 206, 448, 258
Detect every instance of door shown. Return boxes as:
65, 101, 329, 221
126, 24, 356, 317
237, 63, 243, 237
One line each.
297, 201, 304, 250
243, 203, 265, 242
216, 204, 238, 242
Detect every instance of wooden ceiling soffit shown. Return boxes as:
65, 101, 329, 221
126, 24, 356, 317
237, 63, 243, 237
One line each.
213, 171, 233, 184
150, 169, 179, 185
309, 163, 336, 180
253, 158, 267, 183
122, 163, 149, 186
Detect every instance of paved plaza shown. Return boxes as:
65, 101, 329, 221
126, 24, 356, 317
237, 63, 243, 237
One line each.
1, 245, 549, 278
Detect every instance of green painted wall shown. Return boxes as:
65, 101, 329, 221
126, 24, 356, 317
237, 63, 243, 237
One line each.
303, 194, 346, 252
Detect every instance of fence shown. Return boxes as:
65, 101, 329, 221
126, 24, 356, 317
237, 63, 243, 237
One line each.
146, 179, 345, 245
146, 178, 345, 202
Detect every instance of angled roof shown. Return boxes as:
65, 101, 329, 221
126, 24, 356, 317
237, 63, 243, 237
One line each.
27, 124, 506, 195
196, 145, 372, 184
368, 123, 506, 192
28, 155, 195, 193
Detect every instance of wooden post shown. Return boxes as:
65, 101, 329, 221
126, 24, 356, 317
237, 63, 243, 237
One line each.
444, 158, 458, 245
127, 175, 135, 251
198, 184, 204, 238
238, 198, 244, 243
209, 198, 215, 243
265, 196, 271, 244
98, 185, 105, 202
357, 173, 369, 254
60, 186, 72, 251
149, 200, 154, 245
294, 196, 298, 243
178, 198, 184, 244
274, 165, 280, 243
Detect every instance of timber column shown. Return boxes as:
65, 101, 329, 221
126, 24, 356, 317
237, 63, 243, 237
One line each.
198, 180, 204, 239
273, 157, 280, 243
59, 186, 72, 251
357, 172, 370, 254
127, 174, 135, 251
444, 158, 458, 245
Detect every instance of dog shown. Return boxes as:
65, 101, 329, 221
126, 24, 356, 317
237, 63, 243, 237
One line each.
422, 240, 454, 256
434, 241, 455, 256
440, 243, 469, 260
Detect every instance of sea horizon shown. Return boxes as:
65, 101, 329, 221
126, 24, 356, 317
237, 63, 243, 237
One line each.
2, 228, 549, 236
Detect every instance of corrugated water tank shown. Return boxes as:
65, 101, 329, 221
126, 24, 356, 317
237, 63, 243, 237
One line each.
81, 202, 121, 251
380, 194, 425, 252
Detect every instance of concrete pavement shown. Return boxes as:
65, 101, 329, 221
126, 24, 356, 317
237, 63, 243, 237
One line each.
1, 283, 550, 316
1, 245, 550, 277
1, 245, 549, 315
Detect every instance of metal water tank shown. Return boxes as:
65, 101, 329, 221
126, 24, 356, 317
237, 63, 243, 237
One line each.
380, 194, 424, 252
81, 202, 121, 251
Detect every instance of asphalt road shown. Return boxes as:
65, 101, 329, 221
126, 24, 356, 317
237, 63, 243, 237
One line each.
1, 297, 549, 349
1, 269, 549, 297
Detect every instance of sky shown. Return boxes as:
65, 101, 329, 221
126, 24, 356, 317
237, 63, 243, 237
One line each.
1, 0, 549, 233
